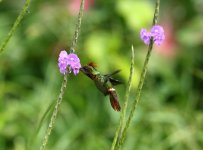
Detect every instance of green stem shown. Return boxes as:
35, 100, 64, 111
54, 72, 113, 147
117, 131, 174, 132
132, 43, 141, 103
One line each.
40, 74, 68, 150
70, 0, 85, 52
116, 0, 160, 148
111, 45, 135, 150
39, 0, 85, 149
121, 45, 135, 132
0, 0, 31, 53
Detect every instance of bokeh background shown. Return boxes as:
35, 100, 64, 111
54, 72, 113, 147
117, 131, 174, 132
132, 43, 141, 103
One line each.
0, 0, 203, 150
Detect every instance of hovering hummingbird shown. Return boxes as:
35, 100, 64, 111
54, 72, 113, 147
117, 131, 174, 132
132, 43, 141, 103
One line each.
80, 62, 122, 111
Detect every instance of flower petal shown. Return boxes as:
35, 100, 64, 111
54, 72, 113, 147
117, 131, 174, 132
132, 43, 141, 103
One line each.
151, 25, 165, 46
140, 29, 151, 45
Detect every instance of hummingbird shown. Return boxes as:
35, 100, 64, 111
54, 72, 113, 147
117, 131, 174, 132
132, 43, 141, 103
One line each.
80, 62, 122, 111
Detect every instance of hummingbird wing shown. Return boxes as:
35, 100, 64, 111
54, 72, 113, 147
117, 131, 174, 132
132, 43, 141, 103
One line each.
108, 88, 121, 111
104, 70, 122, 86
104, 70, 121, 77
109, 77, 123, 86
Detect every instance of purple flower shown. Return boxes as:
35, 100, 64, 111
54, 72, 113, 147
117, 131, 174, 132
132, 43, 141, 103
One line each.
67, 53, 80, 66
58, 50, 69, 74
67, 53, 81, 75
150, 25, 165, 46
58, 50, 81, 75
140, 25, 165, 46
72, 63, 81, 75
140, 29, 151, 45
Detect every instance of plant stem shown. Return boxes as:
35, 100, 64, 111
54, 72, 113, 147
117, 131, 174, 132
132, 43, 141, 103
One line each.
40, 74, 68, 150
116, 0, 160, 148
121, 45, 135, 132
111, 45, 135, 150
39, 0, 85, 149
0, 0, 31, 53
70, 0, 85, 52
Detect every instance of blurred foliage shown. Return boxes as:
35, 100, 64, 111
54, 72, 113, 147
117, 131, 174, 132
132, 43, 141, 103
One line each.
0, 0, 203, 150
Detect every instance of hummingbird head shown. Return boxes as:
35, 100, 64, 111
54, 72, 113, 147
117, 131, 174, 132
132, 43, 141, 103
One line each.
80, 62, 98, 80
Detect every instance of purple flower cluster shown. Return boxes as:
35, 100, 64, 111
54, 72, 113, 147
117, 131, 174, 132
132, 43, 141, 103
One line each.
58, 50, 81, 75
140, 25, 165, 46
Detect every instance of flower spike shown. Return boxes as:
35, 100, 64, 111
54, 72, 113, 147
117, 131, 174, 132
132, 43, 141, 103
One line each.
58, 50, 81, 75
140, 25, 165, 46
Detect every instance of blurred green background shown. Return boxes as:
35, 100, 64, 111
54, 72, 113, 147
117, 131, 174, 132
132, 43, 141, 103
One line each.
0, 0, 203, 150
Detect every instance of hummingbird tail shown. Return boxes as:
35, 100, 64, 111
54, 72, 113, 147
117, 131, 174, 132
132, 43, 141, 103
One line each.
108, 88, 121, 111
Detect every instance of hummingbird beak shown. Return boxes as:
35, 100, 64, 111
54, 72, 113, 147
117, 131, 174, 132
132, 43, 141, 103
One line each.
80, 66, 88, 75
80, 67, 85, 73
80, 66, 91, 77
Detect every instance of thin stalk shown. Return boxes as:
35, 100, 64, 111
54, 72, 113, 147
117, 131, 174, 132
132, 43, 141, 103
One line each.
121, 45, 135, 132
40, 74, 68, 150
70, 0, 85, 52
116, 0, 160, 148
0, 0, 31, 53
111, 45, 135, 150
39, 0, 85, 149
